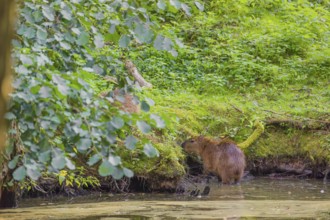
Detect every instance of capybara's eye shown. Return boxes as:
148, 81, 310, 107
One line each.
190, 140, 195, 143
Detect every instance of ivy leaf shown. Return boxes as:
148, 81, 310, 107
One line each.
5, 112, 16, 120
137, 120, 151, 134
36, 29, 48, 41
39, 151, 51, 163
65, 158, 76, 170
163, 37, 173, 51
141, 101, 150, 112
150, 114, 166, 128
26, 166, 41, 180
143, 143, 159, 157
170, 0, 181, 9
154, 35, 165, 50
39, 86, 52, 99
112, 167, 124, 180
20, 54, 33, 65
13, 166, 27, 181
8, 155, 19, 169
195, 1, 204, 11
125, 135, 138, 150
108, 155, 121, 166
111, 116, 124, 129
170, 49, 178, 57
157, 0, 166, 10
123, 167, 134, 178
60, 3, 72, 20
98, 160, 114, 177
42, 5, 55, 21
181, 3, 191, 16
51, 155, 66, 170
60, 41, 72, 50
76, 138, 92, 152
77, 31, 90, 46
134, 23, 154, 43
52, 75, 70, 95
145, 98, 155, 106
119, 35, 130, 48
25, 27, 36, 39
87, 154, 102, 166
94, 34, 104, 48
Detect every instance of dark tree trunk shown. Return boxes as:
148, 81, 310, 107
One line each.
0, 0, 16, 209
0, 188, 16, 208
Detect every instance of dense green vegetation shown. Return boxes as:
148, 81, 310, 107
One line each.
2, 0, 330, 199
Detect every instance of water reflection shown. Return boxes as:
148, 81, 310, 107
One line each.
1, 178, 329, 220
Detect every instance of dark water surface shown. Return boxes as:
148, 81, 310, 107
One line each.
1, 177, 330, 219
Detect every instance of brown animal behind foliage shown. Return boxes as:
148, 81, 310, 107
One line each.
182, 136, 246, 184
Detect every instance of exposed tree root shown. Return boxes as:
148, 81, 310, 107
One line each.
265, 119, 330, 131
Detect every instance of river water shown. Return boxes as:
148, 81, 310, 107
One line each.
1, 177, 330, 219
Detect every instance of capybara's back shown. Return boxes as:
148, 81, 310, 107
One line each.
182, 136, 245, 184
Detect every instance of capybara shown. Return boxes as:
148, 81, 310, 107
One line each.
181, 136, 246, 184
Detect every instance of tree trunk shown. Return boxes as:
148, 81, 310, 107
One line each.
0, 0, 16, 208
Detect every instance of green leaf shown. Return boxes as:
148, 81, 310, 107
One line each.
119, 35, 130, 48
111, 116, 124, 129
60, 3, 72, 20
52, 75, 70, 95
87, 154, 102, 166
59, 175, 65, 185
143, 143, 159, 158
77, 31, 90, 46
51, 155, 66, 170
25, 27, 36, 39
157, 0, 166, 10
170, 0, 181, 9
163, 37, 173, 51
195, 1, 204, 11
98, 160, 114, 177
154, 35, 165, 50
145, 98, 155, 106
39, 151, 51, 163
181, 3, 191, 16
76, 138, 92, 151
33, 11, 43, 22
141, 101, 150, 112
65, 158, 76, 170
36, 29, 48, 41
125, 135, 138, 150
137, 120, 151, 134
94, 34, 104, 48
123, 167, 134, 178
108, 155, 121, 166
112, 167, 124, 180
20, 54, 33, 65
13, 166, 27, 181
8, 155, 19, 169
5, 112, 16, 120
134, 23, 154, 43
60, 41, 72, 50
26, 167, 41, 180
42, 5, 55, 21
170, 49, 178, 57
39, 86, 52, 98
150, 114, 166, 128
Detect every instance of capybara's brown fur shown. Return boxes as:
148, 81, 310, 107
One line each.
182, 136, 246, 184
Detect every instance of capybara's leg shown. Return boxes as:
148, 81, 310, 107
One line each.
219, 172, 231, 184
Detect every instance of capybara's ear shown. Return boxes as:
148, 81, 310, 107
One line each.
197, 135, 204, 141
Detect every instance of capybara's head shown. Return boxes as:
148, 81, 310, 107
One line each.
181, 136, 204, 155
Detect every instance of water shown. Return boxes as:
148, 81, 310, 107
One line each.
1, 177, 330, 219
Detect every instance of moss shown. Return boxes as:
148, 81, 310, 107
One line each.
238, 121, 265, 149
